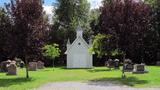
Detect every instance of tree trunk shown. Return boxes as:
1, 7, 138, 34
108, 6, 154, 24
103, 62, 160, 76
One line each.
122, 54, 126, 79
53, 58, 54, 70
25, 56, 29, 78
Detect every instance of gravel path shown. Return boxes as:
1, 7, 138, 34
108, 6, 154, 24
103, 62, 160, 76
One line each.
37, 81, 160, 90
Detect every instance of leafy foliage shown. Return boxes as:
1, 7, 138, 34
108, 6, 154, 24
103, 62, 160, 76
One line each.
51, 0, 90, 45
6, 0, 49, 78
90, 34, 117, 58
42, 44, 61, 59
0, 7, 13, 60
49, 0, 91, 65
93, 0, 157, 63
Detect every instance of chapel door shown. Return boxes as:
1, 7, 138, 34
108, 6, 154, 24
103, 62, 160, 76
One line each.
73, 54, 87, 68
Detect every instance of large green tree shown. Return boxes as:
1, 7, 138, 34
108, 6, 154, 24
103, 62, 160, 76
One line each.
52, 0, 90, 43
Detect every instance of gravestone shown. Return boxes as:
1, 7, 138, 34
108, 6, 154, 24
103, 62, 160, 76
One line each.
11, 61, 16, 64
156, 61, 160, 66
124, 59, 132, 64
123, 59, 134, 72
7, 63, 17, 75
114, 59, 120, 69
106, 59, 115, 69
133, 64, 148, 74
37, 61, 44, 69
123, 64, 134, 72
0, 60, 12, 72
20, 61, 25, 69
28, 62, 37, 71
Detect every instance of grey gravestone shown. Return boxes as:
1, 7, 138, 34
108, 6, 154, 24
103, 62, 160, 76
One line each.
114, 59, 119, 69
28, 62, 37, 71
7, 63, 17, 75
123, 59, 134, 72
37, 61, 44, 69
156, 61, 160, 66
0, 60, 11, 72
133, 64, 148, 74
106, 59, 115, 68
124, 59, 132, 64
123, 64, 134, 72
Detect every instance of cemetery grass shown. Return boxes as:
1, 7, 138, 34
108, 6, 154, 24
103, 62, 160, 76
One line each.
0, 66, 160, 90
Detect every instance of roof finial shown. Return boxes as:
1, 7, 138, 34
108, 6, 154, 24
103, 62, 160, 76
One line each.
67, 38, 71, 45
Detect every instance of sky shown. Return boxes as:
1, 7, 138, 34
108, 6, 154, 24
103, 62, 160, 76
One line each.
0, 0, 102, 15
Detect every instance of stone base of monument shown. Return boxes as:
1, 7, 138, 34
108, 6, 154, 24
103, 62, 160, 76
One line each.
132, 64, 148, 74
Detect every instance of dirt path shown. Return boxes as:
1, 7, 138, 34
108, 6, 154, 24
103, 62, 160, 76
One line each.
37, 81, 159, 90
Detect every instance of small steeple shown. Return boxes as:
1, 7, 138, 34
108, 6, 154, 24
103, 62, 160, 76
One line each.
67, 38, 71, 49
67, 39, 71, 45
76, 25, 83, 38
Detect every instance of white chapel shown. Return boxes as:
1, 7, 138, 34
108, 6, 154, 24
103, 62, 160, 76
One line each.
65, 26, 93, 68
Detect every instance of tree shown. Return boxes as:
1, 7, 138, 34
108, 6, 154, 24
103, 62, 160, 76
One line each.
0, 7, 13, 61
7, 0, 49, 78
89, 9, 101, 35
42, 44, 61, 68
94, 0, 155, 63
52, 0, 90, 44
153, 0, 160, 61
90, 34, 117, 58
49, 0, 90, 66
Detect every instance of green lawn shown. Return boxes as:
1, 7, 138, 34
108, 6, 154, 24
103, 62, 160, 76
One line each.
0, 66, 160, 90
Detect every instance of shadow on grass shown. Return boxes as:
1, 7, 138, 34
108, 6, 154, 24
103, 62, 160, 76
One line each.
59, 67, 93, 70
0, 77, 35, 87
88, 77, 148, 87
87, 68, 119, 72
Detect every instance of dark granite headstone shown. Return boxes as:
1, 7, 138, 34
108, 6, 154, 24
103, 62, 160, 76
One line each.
20, 61, 25, 69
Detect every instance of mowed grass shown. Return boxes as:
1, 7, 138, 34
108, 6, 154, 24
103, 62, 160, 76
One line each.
0, 66, 160, 90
